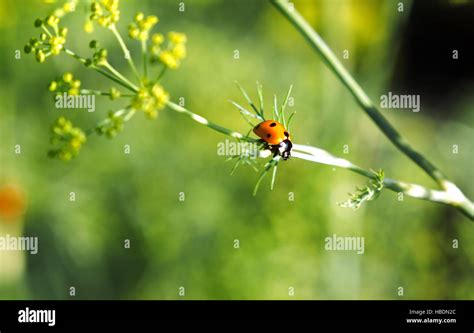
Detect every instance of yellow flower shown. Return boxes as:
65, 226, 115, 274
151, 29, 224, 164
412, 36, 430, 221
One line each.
132, 83, 169, 118
148, 31, 186, 68
90, 0, 120, 28
35, 50, 46, 63
172, 43, 186, 60
48, 81, 58, 92
159, 51, 178, 69
46, 15, 60, 27
151, 33, 164, 45
138, 30, 148, 41
49, 117, 86, 161
102, 0, 119, 12
151, 83, 169, 108
134, 12, 144, 22
63, 1, 76, 13
168, 31, 187, 44
140, 15, 158, 30
71, 80, 81, 89
84, 20, 94, 33
128, 26, 139, 39
63, 72, 73, 83
128, 12, 159, 41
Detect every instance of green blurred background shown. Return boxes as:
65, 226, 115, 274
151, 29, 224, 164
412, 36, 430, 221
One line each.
0, 0, 473, 300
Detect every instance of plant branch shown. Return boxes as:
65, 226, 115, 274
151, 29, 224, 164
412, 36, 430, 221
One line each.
63, 48, 138, 92
141, 40, 147, 78
291, 144, 471, 215
166, 99, 473, 219
79, 89, 134, 98
102, 60, 139, 91
166, 101, 256, 142
270, 0, 473, 220
110, 24, 141, 82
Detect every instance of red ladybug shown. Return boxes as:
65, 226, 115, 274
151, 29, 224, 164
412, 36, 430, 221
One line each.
253, 120, 292, 160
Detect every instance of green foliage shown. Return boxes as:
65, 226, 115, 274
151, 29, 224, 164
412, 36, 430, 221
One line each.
23, 0, 187, 161
339, 170, 385, 210
230, 83, 295, 194
1, 0, 472, 301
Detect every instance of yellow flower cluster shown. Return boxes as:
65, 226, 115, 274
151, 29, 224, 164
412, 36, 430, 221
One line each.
150, 31, 187, 69
132, 83, 169, 119
49, 117, 87, 161
90, 0, 120, 28
48, 72, 81, 96
52, 0, 78, 18
128, 12, 159, 41
96, 111, 125, 138
24, 15, 67, 63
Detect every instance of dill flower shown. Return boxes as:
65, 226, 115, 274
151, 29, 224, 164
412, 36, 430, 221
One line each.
49, 117, 87, 161
96, 111, 125, 138
159, 51, 178, 69
149, 31, 187, 69
24, 15, 67, 63
128, 12, 159, 41
48, 72, 81, 96
132, 83, 169, 119
168, 31, 187, 44
90, 0, 120, 28
151, 33, 164, 45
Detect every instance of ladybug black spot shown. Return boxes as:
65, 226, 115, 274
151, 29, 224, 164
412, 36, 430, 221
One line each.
266, 133, 271, 138
284, 131, 289, 137
270, 122, 277, 127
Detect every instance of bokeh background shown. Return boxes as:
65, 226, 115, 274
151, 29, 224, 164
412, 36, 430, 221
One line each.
0, 0, 473, 300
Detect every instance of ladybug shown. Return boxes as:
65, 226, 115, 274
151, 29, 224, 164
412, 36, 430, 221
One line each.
253, 120, 292, 160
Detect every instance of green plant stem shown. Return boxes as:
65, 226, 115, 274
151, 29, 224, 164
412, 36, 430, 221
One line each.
79, 89, 134, 98
156, 65, 167, 82
166, 101, 255, 142
291, 145, 473, 220
141, 40, 147, 78
270, 0, 444, 185
103, 60, 139, 91
93, 67, 137, 92
63, 48, 137, 93
86, 107, 135, 135
41, 25, 53, 38
270, 0, 473, 220
110, 24, 141, 82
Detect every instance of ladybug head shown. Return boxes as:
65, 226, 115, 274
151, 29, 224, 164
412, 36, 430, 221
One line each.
279, 139, 292, 160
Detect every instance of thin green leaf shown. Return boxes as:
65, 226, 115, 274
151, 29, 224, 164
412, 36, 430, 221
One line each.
253, 157, 279, 196
273, 94, 279, 121
231, 159, 242, 175
280, 85, 293, 128
257, 81, 264, 119
339, 169, 385, 210
287, 111, 296, 132
229, 100, 263, 123
234, 81, 260, 116
243, 158, 259, 172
